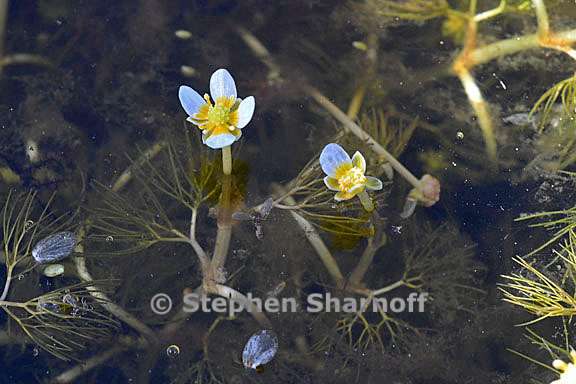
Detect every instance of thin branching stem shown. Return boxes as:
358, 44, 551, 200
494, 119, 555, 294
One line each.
272, 183, 344, 285
112, 141, 167, 192
0, 265, 13, 301
73, 245, 158, 343
303, 84, 422, 190
532, 0, 549, 38
349, 215, 386, 285
235, 25, 425, 193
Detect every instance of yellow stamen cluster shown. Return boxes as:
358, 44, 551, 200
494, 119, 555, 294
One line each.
193, 95, 239, 139
336, 166, 367, 192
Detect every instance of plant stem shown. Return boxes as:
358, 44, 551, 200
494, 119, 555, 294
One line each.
0, 0, 7, 63
112, 141, 166, 192
468, 28, 576, 67
53, 343, 130, 384
0, 299, 23, 307
74, 226, 158, 344
0, 54, 52, 69
349, 216, 386, 285
357, 191, 374, 212
0, 265, 12, 301
474, 0, 506, 22
222, 145, 232, 175
211, 284, 272, 328
532, 0, 549, 38
188, 208, 210, 273
372, 279, 406, 296
210, 174, 232, 273
272, 184, 344, 285
303, 84, 422, 190
235, 25, 425, 193
456, 67, 497, 161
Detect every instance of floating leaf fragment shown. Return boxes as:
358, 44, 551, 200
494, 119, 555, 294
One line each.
32, 231, 76, 264
242, 329, 278, 369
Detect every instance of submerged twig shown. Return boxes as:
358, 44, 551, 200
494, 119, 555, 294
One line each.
112, 141, 167, 192
52, 343, 128, 384
348, 214, 386, 285
303, 84, 423, 191
235, 25, 428, 196
272, 183, 344, 285
0, 0, 7, 64
73, 228, 158, 344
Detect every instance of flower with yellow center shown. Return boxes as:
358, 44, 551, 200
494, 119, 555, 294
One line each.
320, 143, 382, 211
178, 68, 255, 150
551, 350, 576, 384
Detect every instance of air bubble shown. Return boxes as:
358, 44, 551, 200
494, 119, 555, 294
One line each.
166, 344, 180, 358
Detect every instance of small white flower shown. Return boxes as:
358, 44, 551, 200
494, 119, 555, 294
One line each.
551, 350, 576, 384
178, 69, 255, 149
319, 143, 382, 201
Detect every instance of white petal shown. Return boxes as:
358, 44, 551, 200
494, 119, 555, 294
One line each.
351, 151, 366, 173
186, 116, 204, 127
210, 68, 237, 100
400, 198, 417, 219
348, 184, 365, 195
366, 176, 383, 191
179, 86, 206, 116
319, 143, 351, 177
237, 96, 255, 128
204, 133, 237, 149
323, 176, 340, 191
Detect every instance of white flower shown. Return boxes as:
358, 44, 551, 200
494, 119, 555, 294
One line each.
178, 68, 255, 149
551, 350, 576, 384
319, 143, 382, 201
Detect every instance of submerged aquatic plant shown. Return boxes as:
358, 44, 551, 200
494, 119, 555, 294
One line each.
369, 0, 576, 163
2, 282, 119, 361
530, 75, 576, 131
0, 190, 119, 361
503, 210, 576, 381
320, 143, 383, 212
179, 68, 255, 175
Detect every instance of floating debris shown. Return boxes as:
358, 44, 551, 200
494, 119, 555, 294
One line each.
352, 41, 368, 51
62, 293, 92, 317
32, 232, 76, 264
42, 264, 65, 277
174, 30, 192, 39
265, 281, 286, 298
232, 198, 274, 240
180, 65, 197, 77
37, 298, 64, 315
400, 198, 418, 219
242, 330, 278, 370
503, 112, 536, 128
